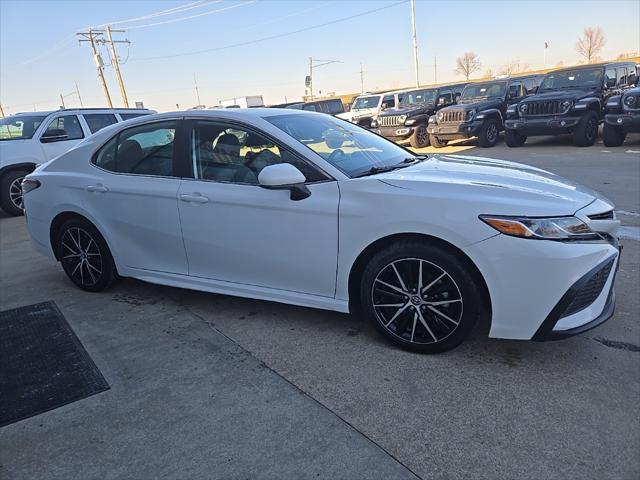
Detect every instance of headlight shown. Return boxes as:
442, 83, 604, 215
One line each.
437, 111, 444, 121
466, 109, 476, 121
624, 95, 637, 108
479, 215, 602, 241
399, 115, 407, 123
560, 100, 573, 112
405, 118, 416, 125
519, 103, 528, 114
370, 119, 378, 128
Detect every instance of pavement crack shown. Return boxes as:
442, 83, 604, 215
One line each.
592, 336, 640, 352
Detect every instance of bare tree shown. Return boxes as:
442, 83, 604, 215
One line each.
499, 60, 530, 76
483, 68, 495, 79
576, 26, 606, 63
455, 52, 481, 80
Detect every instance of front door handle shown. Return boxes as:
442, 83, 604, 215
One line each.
86, 184, 108, 193
179, 193, 209, 204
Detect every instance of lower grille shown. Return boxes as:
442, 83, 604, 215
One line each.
562, 258, 614, 317
378, 115, 403, 127
440, 110, 465, 123
523, 100, 563, 116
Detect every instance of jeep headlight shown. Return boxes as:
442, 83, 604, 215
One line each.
560, 100, 573, 112
466, 109, 476, 121
624, 95, 637, 108
405, 118, 416, 125
479, 215, 602, 241
399, 115, 407, 123
437, 111, 444, 121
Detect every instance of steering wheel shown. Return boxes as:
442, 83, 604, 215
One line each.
328, 149, 346, 163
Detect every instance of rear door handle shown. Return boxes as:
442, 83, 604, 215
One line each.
180, 193, 209, 204
86, 184, 108, 193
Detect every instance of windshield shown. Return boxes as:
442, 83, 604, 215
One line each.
539, 68, 603, 90
460, 82, 507, 101
400, 89, 437, 106
266, 113, 418, 178
0, 115, 47, 141
352, 95, 380, 110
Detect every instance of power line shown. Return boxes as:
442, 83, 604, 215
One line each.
77, 30, 114, 107
126, 1, 255, 30
130, 0, 408, 62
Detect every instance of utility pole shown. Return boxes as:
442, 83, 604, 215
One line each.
359, 62, 364, 93
434, 56, 437, 84
0, 104, 5, 118
410, 0, 419, 87
59, 94, 66, 109
75, 81, 84, 107
194, 74, 202, 106
308, 57, 342, 99
77, 30, 113, 108
105, 26, 130, 107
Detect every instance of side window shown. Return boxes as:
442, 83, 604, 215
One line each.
605, 68, 616, 87
382, 95, 395, 108
507, 82, 523, 99
119, 112, 150, 121
190, 121, 328, 185
41, 115, 84, 142
524, 78, 537, 94
83, 113, 117, 134
441, 90, 453, 103
328, 100, 344, 114
617, 67, 627, 86
302, 104, 318, 112
93, 121, 176, 176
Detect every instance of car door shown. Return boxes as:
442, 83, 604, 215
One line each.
177, 118, 339, 297
39, 114, 85, 160
86, 118, 188, 275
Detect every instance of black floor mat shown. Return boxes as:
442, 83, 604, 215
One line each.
0, 301, 109, 428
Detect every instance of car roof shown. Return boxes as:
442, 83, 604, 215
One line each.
11, 108, 152, 117
111, 108, 316, 125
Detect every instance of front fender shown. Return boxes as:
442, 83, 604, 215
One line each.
476, 108, 503, 124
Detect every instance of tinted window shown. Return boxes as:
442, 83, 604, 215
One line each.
325, 100, 344, 114
119, 113, 150, 121
302, 104, 318, 112
605, 68, 616, 87
0, 115, 46, 141
617, 67, 627, 85
83, 113, 117, 134
94, 121, 176, 176
42, 115, 84, 141
382, 95, 395, 108
523, 78, 538, 94
190, 121, 327, 185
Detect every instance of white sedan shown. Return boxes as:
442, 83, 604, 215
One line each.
22, 109, 621, 353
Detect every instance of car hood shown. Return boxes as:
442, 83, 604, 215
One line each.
380, 104, 434, 116
376, 154, 600, 216
445, 98, 502, 113
525, 88, 598, 102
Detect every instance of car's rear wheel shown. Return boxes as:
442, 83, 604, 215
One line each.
55, 218, 118, 292
602, 123, 626, 147
477, 118, 500, 147
360, 241, 481, 353
504, 129, 527, 147
573, 111, 599, 147
429, 135, 447, 148
0, 170, 29, 216
409, 125, 430, 148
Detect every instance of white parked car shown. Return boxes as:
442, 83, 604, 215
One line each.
0, 108, 154, 215
22, 109, 621, 353
338, 90, 407, 128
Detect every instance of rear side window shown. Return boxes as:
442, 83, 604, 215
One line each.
119, 112, 149, 121
93, 121, 176, 176
41, 115, 84, 141
83, 113, 117, 134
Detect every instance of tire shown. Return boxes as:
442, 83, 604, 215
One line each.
504, 129, 527, 147
360, 240, 482, 353
602, 123, 626, 147
409, 125, 430, 148
0, 169, 29, 216
55, 217, 118, 292
573, 111, 599, 147
429, 135, 448, 148
477, 118, 500, 147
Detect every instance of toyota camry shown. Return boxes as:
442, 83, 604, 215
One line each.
22, 109, 621, 353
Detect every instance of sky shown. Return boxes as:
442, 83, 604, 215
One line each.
1, 0, 639, 114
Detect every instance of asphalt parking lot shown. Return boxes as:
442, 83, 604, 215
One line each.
1, 134, 639, 480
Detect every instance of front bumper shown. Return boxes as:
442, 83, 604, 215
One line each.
504, 115, 582, 135
466, 234, 620, 341
427, 120, 484, 140
376, 125, 415, 141
604, 112, 640, 133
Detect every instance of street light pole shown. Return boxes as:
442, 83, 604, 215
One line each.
410, 0, 419, 88
308, 57, 342, 99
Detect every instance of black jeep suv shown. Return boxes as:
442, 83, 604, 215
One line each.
427, 75, 542, 148
373, 83, 466, 148
603, 84, 640, 146
504, 62, 637, 147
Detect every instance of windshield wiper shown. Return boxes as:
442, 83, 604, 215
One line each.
353, 156, 427, 178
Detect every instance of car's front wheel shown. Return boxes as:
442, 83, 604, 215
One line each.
477, 118, 500, 147
573, 111, 599, 147
360, 241, 482, 353
0, 170, 29, 216
409, 125, 430, 148
602, 123, 626, 147
55, 217, 118, 292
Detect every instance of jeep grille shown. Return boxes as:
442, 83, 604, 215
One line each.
378, 115, 403, 127
523, 100, 564, 116
440, 110, 465, 123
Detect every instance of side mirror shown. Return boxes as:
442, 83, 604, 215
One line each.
258, 163, 310, 201
380, 103, 387, 110
437, 96, 446, 106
